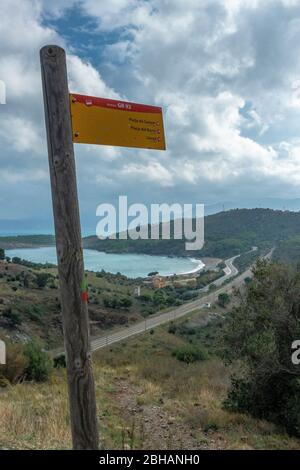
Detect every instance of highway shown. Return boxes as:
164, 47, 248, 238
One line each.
89, 252, 254, 353
52, 249, 271, 357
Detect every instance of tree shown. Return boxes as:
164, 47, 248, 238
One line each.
152, 290, 167, 307
148, 271, 159, 277
35, 273, 50, 288
0, 248, 5, 260
222, 259, 300, 436
218, 292, 230, 308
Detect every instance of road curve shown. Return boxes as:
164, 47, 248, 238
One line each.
52, 248, 271, 357
89, 250, 261, 353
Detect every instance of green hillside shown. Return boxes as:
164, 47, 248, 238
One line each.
2, 209, 300, 261
84, 208, 300, 259
273, 235, 300, 265
0, 235, 55, 249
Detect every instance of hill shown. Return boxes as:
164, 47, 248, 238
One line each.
0, 235, 55, 249
273, 235, 300, 265
2, 208, 300, 262
84, 208, 300, 259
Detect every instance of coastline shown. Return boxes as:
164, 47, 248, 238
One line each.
179, 258, 205, 276
5, 246, 204, 279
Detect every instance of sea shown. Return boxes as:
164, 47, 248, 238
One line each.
6, 246, 204, 278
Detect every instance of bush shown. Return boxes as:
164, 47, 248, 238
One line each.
26, 304, 44, 322
181, 291, 198, 301
24, 341, 53, 382
172, 344, 209, 364
3, 307, 22, 326
168, 323, 177, 334
103, 295, 132, 309
53, 354, 66, 368
35, 273, 50, 288
118, 296, 132, 309
218, 292, 230, 308
224, 374, 300, 437
139, 293, 152, 302
222, 260, 300, 437
0, 340, 28, 385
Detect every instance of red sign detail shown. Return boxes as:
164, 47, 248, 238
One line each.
71, 94, 163, 114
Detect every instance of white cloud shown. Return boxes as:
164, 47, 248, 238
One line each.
2, 0, 300, 222
121, 161, 173, 187
67, 55, 120, 98
0, 116, 43, 153
88, 0, 300, 195
0, 0, 122, 219
0, 0, 118, 108
81, 0, 152, 31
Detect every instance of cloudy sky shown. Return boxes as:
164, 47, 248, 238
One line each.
1, 0, 300, 231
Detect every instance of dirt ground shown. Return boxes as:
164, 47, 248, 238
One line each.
115, 379, 226, 450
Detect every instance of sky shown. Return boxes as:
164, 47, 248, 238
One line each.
1, 0, 300, 231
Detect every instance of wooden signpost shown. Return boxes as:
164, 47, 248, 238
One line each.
40, 45, 99, 450
40, 44, 166, 450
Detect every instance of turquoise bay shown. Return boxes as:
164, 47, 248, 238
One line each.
6, 247, 204, 278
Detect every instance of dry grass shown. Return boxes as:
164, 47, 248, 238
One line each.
95, 326, 300, 450
0, 371, 71, 449
1, 314, 300, 449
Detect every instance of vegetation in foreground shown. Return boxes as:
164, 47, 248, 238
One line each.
222, 260, 300, 437
1, 296, 300, 450
1, 241, 300, 449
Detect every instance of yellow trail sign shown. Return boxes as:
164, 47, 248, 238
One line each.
70, 94, 166, 150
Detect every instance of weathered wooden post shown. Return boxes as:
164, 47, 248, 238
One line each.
40, 45, 99, 450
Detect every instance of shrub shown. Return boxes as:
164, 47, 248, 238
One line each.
3, 307, 22, 326
168, 323, 177, 334
24, 341, 53, 382
222, 260, 300, 437
53, 354, 66, 368
103, 295, 132, 309
181, 291, 198, 301
139, 293, 152, 302
118, 296, 132, 309
218, 292, 230, 308
26, 305, 43, 322
172, 345, 209, 364
0, 340, 28, 385
35, 273, 50, 288
103, 296, 117, 308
